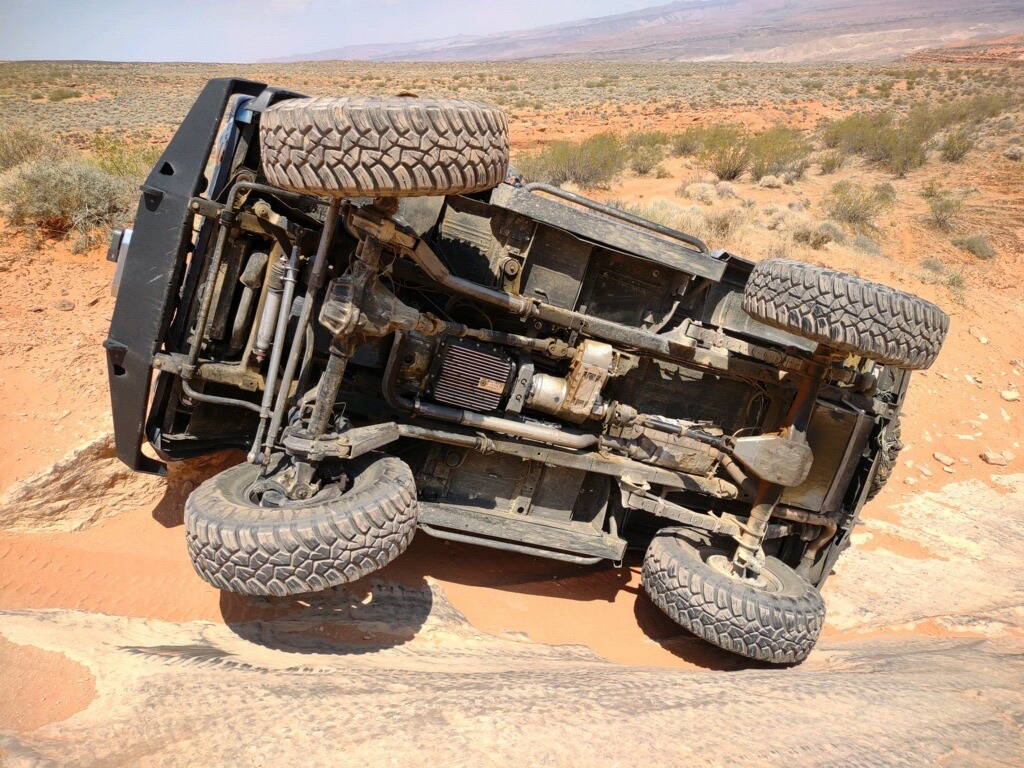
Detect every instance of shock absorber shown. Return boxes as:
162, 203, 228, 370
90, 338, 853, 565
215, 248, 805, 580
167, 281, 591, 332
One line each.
731, 349, 831, 577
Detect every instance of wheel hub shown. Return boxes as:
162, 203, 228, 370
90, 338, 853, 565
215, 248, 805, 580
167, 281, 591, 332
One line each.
707, 552, 783, 593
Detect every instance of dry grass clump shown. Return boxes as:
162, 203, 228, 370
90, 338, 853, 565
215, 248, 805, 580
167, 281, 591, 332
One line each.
0, 123, 59, 172
793, 221, 844, 250
822, 180, 894, 228
677, 182, 716, 204
91, 133, 162, 178
951, 234, 995, 259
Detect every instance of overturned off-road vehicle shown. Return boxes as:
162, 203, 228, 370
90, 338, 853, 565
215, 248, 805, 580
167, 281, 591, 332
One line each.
105, 79, 948, 664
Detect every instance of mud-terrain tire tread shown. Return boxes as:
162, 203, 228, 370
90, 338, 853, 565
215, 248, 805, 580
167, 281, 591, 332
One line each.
866, 416, 902, 502
741, 258, 948, 369
260, 96, 510, 197
185, 454, 417, 596
642, 529, 825, 664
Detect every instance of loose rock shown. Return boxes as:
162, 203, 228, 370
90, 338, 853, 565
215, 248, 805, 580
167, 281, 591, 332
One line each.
933, 452, 955, 467
54, 300, 75, 312
968, 327, 988, 344
1001, 390, 1020, 403
981, 451, 1008, 466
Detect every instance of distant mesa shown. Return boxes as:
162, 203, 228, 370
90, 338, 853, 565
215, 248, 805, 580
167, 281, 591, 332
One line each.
266, 0, 1024, 64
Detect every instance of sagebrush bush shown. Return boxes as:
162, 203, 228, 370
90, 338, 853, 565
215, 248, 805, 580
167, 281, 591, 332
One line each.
747, 125, 810, 180
0, 156, 136, 242
516, 132, 625, 188
670, 126, 707, 156
700, 125, 749, 181
822, 180, 893, 228
625, 130, 670, 152
629, 145, 663, 175
940, 129, 973, 163
47, 87, 82, 102
817, 149, 846, 175
920, 180, 966, 230
952, 234, 995, 259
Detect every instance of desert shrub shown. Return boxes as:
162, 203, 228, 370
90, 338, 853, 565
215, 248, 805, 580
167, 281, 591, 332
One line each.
29, 91, 43, 100
817, 149, 846, 174
854, 234, 881, 254
47, 87, 82, 102
678, 182, 716, 204
820, 112, 893, 154
945, 270, 967, 302
625, 130, 670, 151
872, 182, 897, 204
703, 208, 744, 239
747, 125, 811, 180
91, 133, 162, 178
654, 165, 672, 179
874, 123, 929, 176
952, 234, 995, 259
1003, 146, 1024, 161
0, 156, 136, 242
0, 123, 55, 172
700, 125, 749, 181
670, 126, 707, 156
715, 181, 738, 199
516, 132, 625, 188
921, 257, 944, 272
939, 129, 973, 162
758, 175, 783, 189
629, 145, 663, 175
920, 180, 966, 230
793, 222, 841, 250
822, 180, 893, 228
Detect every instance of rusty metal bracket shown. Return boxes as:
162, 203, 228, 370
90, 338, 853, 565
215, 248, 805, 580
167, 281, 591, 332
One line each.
282, 422, 400, 463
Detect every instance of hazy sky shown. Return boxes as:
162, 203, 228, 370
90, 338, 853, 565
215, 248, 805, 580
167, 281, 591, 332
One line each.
0, 0, 665, 62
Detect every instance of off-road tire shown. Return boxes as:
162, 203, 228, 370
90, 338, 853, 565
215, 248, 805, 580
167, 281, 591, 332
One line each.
185, 453, 417, 596
642, 528, 825, 664
741, 259, 948, 369
866, 415, 902, 502
260, 96, 510, 197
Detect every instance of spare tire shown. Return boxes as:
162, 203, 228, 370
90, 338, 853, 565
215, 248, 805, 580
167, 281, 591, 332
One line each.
642, 529, 825, 664
185, 453, 417, 597
741, 259, 948, 369
260, 96, 509, 198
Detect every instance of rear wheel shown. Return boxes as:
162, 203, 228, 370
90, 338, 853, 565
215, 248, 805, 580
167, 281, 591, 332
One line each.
185, 453, 417, 596
260, 95, 509, 198
742, 259, 948, 370
642, 528, 826, 664
866, 415, 903, 502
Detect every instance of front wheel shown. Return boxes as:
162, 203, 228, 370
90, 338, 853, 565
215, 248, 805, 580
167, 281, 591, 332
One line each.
642, 528, 826, 664
185, 453, 417, 596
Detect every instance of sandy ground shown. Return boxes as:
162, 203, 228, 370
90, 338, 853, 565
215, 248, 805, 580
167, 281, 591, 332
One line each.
1, 131, 1023, 764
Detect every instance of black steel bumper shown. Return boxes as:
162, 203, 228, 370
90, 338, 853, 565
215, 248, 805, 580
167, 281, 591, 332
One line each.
103, 78, 266, 475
